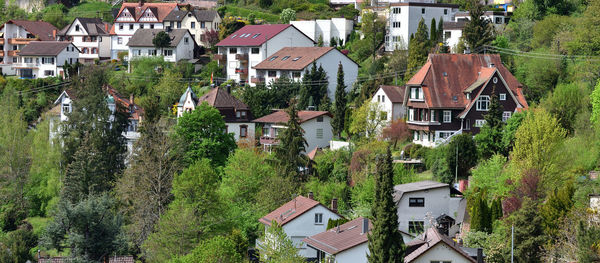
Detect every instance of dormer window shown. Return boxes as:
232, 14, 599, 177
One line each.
410, 87, 423, 100
62, 103, 71, 114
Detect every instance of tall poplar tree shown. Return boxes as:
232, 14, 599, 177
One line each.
367, 148, 404, 263
462, 0, 494, 52
273, 100, 309, 182
332, 63, 347, 138
298, 62, 329, 110
407, 18, 430, 77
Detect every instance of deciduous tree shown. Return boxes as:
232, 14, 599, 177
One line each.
382, 119, 410, 149
257, 221, 304, 263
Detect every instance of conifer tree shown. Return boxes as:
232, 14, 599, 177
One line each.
367, 148, 405, 263
470, 192, 492, 233
298, 62, 329, 110
437, 18, 444, 42
407, 18, 430, 78
475, 88, 504, 159
332, 63, 347, 138
490, 198, 503, 223
462, 0, 494, 52
273, 100, 309, 182
430, 18, 437, 44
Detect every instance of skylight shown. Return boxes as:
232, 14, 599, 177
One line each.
292, 56, 302, 61
252, 33, 261, 38
282, 56, 290, 61
269, 56, 279, 61
231, 34, 237, 39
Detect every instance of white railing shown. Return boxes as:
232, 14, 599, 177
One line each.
435, 129, 462, 147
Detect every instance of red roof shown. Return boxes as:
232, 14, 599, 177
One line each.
405, 227, 476, 263
253, 110, 331, 124
1, 20, 58, 41
114, 2, 179, 24
254, 47, 335, 70
197, 87, 249, 110
106, 86, 144, 121
406, 54, 528, 109
303, 217, 372, 255
259, 195, 324, 226
216, 24, 294, 47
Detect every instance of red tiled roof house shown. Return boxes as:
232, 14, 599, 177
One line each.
406, 54, 527, 147
371, 85, 408, 127
0, 20, 58, 75
302, 217, 372, 262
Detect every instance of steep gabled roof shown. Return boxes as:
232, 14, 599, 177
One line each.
115, 2, 179, 23
404, 227, 476, 263
216, 24, 299, 47
393, 180, 462, 203
253, 110, 332, 124
127, 29, 191, 47
106, 87, 144, 121
303, 217, 372, 255
196, 87, 250, 110
1, 20, 58, 41
379, 85, 406, 103
253, 47, 357, 71
58, 18, 110, 36
18, 41, 74, 56
259, 196, 330, 226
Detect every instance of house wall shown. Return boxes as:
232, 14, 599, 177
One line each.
66, 19, 104, 62
411, 243, 473, 263
174, 33, 195, 61
111, 22, 165, 59
226, 122, 255, 142
1, 23, 38, 75
397, 187, 464, 235
164, 13, 221, 46
290, 18, 353, 46
334, 243, 369, 263
314, 49, 358, 100
17, 44, 79, 78
443, 28, 462, 53
280, 205, 341, 258
301, 115, 334, 152
372, 87, 395, 124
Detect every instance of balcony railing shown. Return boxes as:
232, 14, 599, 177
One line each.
260, 136, 278, 145
7, 50, 20, 56
235, 53, 248, 61
251, 76, 265, 84
235, 68, 248, 74
12, 62, 39, 68
8, 37, 37, 45
406, 120, 441, 126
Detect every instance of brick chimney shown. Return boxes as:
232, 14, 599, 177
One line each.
308, 192, 314, 200
105, 23, 109, 33
331, 198, 338, 213
138, 0, 144, 6
52, 30, 56, 40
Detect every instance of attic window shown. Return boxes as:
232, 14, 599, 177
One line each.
252, 33, 261, 38
231, 34, 237, 39
282, 56, 290, 61
187, 13, 192, 17
269, 56, 279, 61
292, 56, 302, 61
443, 72, 447, 76
452, 96, 458, 102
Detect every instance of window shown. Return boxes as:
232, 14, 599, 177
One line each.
410, 87, 422, 100
240, 125, 247, 138
445, 31, 451, 39
62, 103, 70, 114
316, 128, 323, 139
409, 198, 425, 207
251, 48, 259, 54
317, 116, 324, 122
476, 95, 490, 111
119, 24, 123, 30
292, 71, 301, 78
475, 119, 486, 127
268, 70, 277, 77
201, 21, 206, 28
392, 7, 401, 14
75, 25, 80, 31
392, 22, 401, 28
184, 37, 189, 44
409, 221, 424, 234
269, 56, 279, 61
465, 119, 471, 130
263, 127, 270, 137
177, 22, 181, 28
140, 24, 144, 29
444, 9, 448, 15
495, 17, 502, 24
150, 24, 154, 29
380, 111, 388, 120
421, 8, 425, 14
163, 49, 173, 56
241, 111, 247, 118
314, 213, 323, 224
135, 49, 141, 56
129, 24, 133, 30
42, 57, 55, 64
499, 93, 506, 101
252, 33, 261, 38
493, 77, 498, 83
191, 22, 195, 29
443, 110, 451, 123
24, 57, 32, 63
117, 37, 123, 44
503, 111, 512, 122
229, 48, 237, 54
44, 70, 54, 76
282, 56, 290, 61
292, 56, 302, 61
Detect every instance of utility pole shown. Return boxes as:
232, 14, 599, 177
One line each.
454, 143, 458, 185
511, 224, 514, 263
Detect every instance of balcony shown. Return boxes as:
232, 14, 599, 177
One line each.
235, 53, 248, 61
235, 68, 248, 75
406, 120, 441, 126
0, 51, 4, 57
7, 50, 20, 56
0, 38, 4, 44
12, 63, 38, 69
8, 37, 37, 45
251, 76, 265, 84
260, 136, 278, 145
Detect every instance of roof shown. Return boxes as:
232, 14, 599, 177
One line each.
1, 20, 58, 41
253, 110, 332, 124
404, 227, 477, 263
58, 17, 110, 36
216, 24, 295, 47
379, 85, 406, 103
178, 86, 197, 105
18, 41, 72, 56
389, 2, 459, 7
393, 180, 452, 203
443, 20, 466, 30
254, 47, 334, 70
197, 87, 249, 110
106, 86, 144, 121
303, 217, 372, 255
115, 2, 179, 23
259, 195, 323, 226
164, 9, 219, 22
39, 256, 134, 263
307, 147, 322, 160
406, 54, 527, 109
127, 29, 190, 47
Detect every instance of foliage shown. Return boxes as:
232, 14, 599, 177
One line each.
476, 91, 504, 159
327, 218, 350, 230
349, 100, 386, 138
462, 0, 494, 52
149, 69, 186, 117
509, 198, 547, 263
298, 62, 329, 110
0, 222, 37, 263
175, 102, 236, 166
279, 8, 296, 23
272, 101, 309, 182
348, 11, 385, 62
332, 63, 347, 138
514, 48, 563, 102
445, 134, 478, 182
313, 149, 350, 182
257, 221, 304, 263
501, 111, 527, 155
540, 182, 575, 241
407, 18, 430, 76
367, 149, 405, 262
543, 82, 586, 134
590, 79, 600, 125
470, 191, 492, 233
242, 78, 300, 118
469, 154, 510, 200
41, 4, 68, 29
219, 16, 247, 40
382, 119, 410, 149
170, 236, 243, 263
153, 31, 172, 52
304, 179, 350, 214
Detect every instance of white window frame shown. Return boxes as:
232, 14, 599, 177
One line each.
314, 213, 323, 224
443, 110, 451, 123
476, 95, 490, 111
503, 111, 512, 122
475, 119, 486, 127
499, 93, 506, 101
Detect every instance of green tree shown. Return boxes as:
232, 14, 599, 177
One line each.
589, 79, 600, 125
540, 182, 574, 241
470, 192, 492, 233
407, 18, 430, 77
175, 101, 236, 166
490, 197, 503, 222
317, 34, 324, 47
462, 0, 494, 52
501, 111, 527, 155
367, 148, 405, 262
469, 154, 510, 199
475, 91, 504, 159
430, 18, 437, 44
272, 101, 309, 182
576, 220, 600, 262
279, 8, 296, 23
42, 195, 127, 262
257, 221, 304, 263
298, 62, 329, 110
151, 69, 186, 117
153, 31, 172, 56
0, 222, 37, 263
42, 4, 68, 29
542, 83, 584, 134
349, 100, 386, 138
332, 63, 347, 138
510, 198, 547, 263
445, 134, 478, 182
170, 236, 243, 263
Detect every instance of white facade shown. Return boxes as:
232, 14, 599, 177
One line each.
217, 26, 314, 85
15, 43, 79, 79
128, 31, 195, 63
111, 23, 166, 59
454, 11, 511, 30
410, 243, 474, 263
443, 27, 462, 53
164, 11, 221, 47
291, 18, 354, 46
260, 114, 333, 153
371, 86, 406, 123
386, 3, 459, 51
59, 19, 111, 62
331, 243, 369, 263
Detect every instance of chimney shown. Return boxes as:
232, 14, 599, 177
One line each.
361, 217, 369, 234
477, 248, 484, 263
308, 192, 314, 200
52, 30, 56, 39
331, 198, 338, 213
105, 23, 109, 32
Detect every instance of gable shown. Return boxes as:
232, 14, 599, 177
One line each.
409, 242, 474, 263
67, 19, 88, 35
140, 8, 158, 21
459, 70, 520, 119
117, 8, 135, 22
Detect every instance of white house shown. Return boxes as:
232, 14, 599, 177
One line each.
259, 195, 342, 258
110, 2, 180, 59
303, 217, 371, 262
442, 20, 465, 53
127, 29, 196, 62
253, 47, 358, 100
385, 2, 459, 51
371, 85, 407, 124
176, 86, 254, 142
454, 10, 511, 30
57, 18, 111, 63
393, 181, 466, 238
254, 110, 334, 153
404, 227, 478, 263
52, 87, 144, 154
290, 18, 354, 46
15, 42, 79, 79
215, 24, 315, 85
163, 9, 221, 47
0, 20, 58, 75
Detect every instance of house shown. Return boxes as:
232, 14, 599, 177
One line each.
176, 86, 254, 142
52, 86, 144, 154
127, 29, 196, 62
110, 1, 180, 59
0, 20, 58, 75
454, 10, 511, 29
385, 2, 459, 51
15, 42, 79, 79
290, 18, 354, 46
442, 20, 466, 53
163, 9, 221, 47
406, 54, 528, 147
404, 227, 480, 263
393, 180, 465, 238
253, 47, 358, 100
302, 217, 372, 262
56, 18, 112, 63
253, 110, 333, 153
258, 195, 342, 258
215, 24, 315, 85
371, 85, 407, 124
